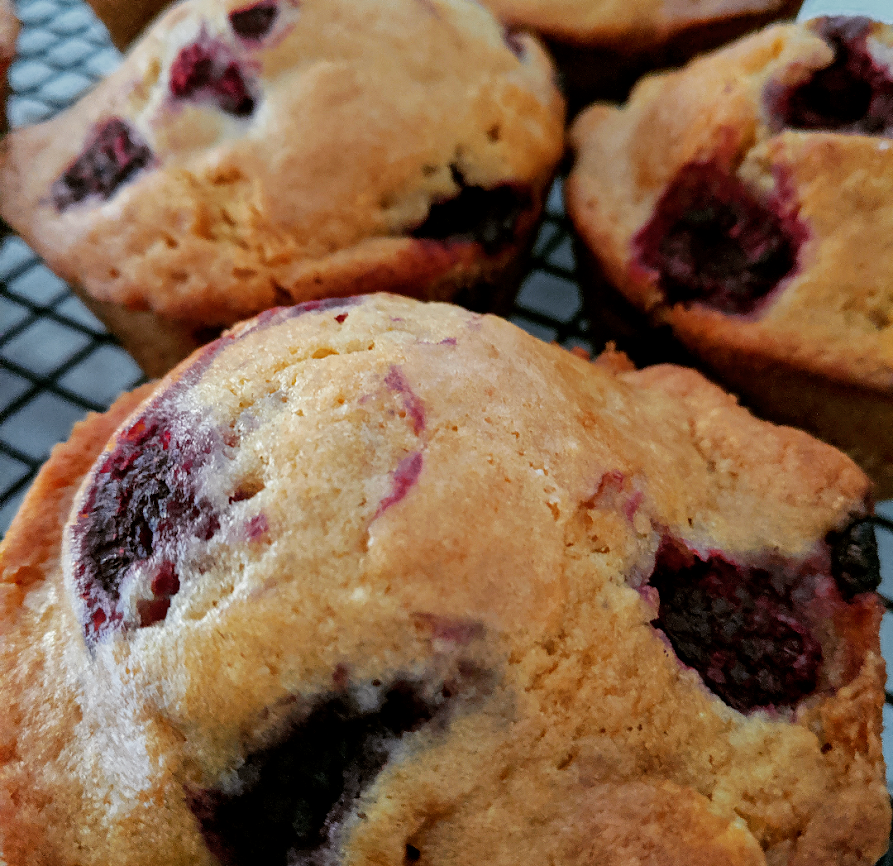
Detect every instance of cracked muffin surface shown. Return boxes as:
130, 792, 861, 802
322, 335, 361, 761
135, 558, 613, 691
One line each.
567, 15, 893, 495
0, 0, 563, 376
0, 294, 888, 866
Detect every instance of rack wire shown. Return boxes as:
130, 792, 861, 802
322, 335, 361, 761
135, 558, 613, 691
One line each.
0, 0, 892, 859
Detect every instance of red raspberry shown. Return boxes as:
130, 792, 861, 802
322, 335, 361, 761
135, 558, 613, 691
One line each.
634, 160, 803, 316
169, 40, 255, 116
51, 117, 152, 211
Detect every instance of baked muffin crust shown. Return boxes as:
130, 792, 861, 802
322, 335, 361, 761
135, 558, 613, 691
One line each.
567, 16, 893, 494
0, 294, 887, 865
0, 0, 563, 374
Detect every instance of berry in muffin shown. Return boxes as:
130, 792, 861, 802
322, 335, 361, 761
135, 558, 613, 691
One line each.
51, 117, 154, 211
767, 16, 893, 135
633, 159, 804, 316
229, 1, 279, 41
167, 37, 255, 116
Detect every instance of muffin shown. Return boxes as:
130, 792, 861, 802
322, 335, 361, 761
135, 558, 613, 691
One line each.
86, 0, 172, 51
0, 293, 888, 865
0, 0, 564, 376
567, 15, 893, 497
480, 0, 800, 104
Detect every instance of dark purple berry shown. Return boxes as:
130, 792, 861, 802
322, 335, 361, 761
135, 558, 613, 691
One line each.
648, 538, 823, 712
137, 561, 181, 627
69, 299, 372, 643
51, 117, 153, 211
766, 17, 893, 136
187, 679, 447, 866
412, 165, 530, 253
169, 41, 255, 116
827, 519, 881, 599
229, 0, 279, 40
69, 401, 221, 641
634, 160, 803, 315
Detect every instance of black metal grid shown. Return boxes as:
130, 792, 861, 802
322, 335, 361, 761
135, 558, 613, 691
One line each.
1, 0, 893, 858
0, 239, 147, 528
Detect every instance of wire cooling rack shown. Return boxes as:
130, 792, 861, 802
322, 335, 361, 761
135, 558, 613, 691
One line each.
2, 0, 893, 858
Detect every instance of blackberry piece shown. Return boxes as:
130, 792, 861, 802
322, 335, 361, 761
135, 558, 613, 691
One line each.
634, 160, 802, 315
827, 519, 881, 599
229, 1, 279, 40
51, 117, 152, 211
69, 401, 220, 640
412, 166, 530, 254
649, 538, 822, 713
188, 680, 442, 866
766, 17, 893, 136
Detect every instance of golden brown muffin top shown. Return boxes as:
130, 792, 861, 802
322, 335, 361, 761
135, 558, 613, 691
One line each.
1, 295, 887, 865
568, 17, 893, 389
0, 0, 563, 328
